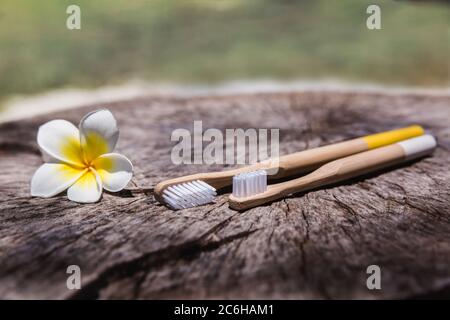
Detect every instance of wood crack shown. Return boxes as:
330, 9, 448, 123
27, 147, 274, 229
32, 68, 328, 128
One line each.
68, 211, 244, 299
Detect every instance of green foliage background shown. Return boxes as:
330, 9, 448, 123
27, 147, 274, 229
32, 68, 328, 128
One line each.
0, 0, 448, 103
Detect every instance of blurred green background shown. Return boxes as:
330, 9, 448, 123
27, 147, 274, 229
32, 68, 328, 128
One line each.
0, 0, 448, 107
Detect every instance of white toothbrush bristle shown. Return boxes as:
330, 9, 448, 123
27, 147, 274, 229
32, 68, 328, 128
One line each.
162, 180, 217, 210
232, 170, 267, 198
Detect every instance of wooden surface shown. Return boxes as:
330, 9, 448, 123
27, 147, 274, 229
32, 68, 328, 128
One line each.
0, 90, 449, 299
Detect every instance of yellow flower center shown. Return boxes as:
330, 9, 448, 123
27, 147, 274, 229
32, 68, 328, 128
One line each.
59, 131, 110, 169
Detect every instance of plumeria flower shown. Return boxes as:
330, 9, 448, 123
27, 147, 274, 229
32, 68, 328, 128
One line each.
31, 109, 133, 203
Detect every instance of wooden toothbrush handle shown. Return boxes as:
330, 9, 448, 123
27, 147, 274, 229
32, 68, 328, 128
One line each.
255, 125, 424, 178
229, 134, 435, 211
172, 139, 368, 189
282, 144, 406, 196
200, 139, 367, 187
313, 133, 438, 189
272, 138, 367, 177
229, 144, 407, 211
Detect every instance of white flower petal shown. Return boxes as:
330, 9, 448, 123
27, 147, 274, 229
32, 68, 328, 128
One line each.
37, 120, 85, 166
79, 109, 119, 163
31, 163, 86, 198
93, 153, 133, 192
67, 170, 103, 203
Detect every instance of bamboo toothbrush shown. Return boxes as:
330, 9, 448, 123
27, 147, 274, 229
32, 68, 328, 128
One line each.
229, 134, 437, 211
155, 125, 424, 210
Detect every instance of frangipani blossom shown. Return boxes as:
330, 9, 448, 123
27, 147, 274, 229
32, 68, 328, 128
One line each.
31, 109, 133, 203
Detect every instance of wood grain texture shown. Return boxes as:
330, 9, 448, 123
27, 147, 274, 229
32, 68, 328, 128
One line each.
0, 91, 449, 299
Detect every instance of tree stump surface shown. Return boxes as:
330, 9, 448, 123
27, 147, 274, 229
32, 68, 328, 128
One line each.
0, 90, 449, 299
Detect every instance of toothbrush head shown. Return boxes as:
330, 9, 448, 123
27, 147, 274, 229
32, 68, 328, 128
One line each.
232, 170, 267, 198
230, 170, 280, 211
161, 180, 217, 210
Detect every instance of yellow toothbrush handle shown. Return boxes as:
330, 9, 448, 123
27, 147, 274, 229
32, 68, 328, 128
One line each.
362, 125, 424, 149
272, 125, 425, 177
229, 134, 436, 211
